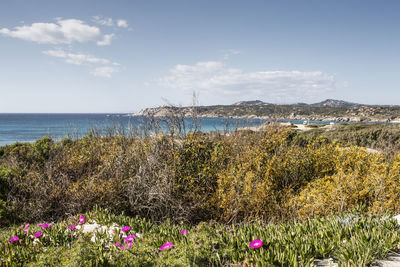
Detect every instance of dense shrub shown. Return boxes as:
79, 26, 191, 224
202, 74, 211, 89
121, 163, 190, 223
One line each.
304, 123, 400, 158
2, 126, 400, 225
0, 166, 13, 226
290, 147, 388, 218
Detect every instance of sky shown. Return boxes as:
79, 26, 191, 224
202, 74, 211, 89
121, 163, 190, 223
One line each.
0, 0, 399, 113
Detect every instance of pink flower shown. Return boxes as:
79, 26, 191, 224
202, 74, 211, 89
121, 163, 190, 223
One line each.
291, 232, 295, 236
342, 240, 347, 244
9, 236, 19, 242
24, 223, 30, 228
34, 232, 42, 238
41, 223, 51, 229
124, 235, 136, 242
128, 242, 133, 248
78, 216, 85, 224
120, 245, 126, 250
115, 242, 121, 247
160, 242, 173, 251
180, 229, 188, 235
23, 229, 29, 233
121, 226, 130, 232
68, 225, 76, 231
249, 239, 263, 248
37, 223, 43, 227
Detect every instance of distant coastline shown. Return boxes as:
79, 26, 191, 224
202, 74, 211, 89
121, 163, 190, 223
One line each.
129, 99, 400, 123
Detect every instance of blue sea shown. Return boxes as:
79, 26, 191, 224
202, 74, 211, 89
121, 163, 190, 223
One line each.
1, 113, 389, 147
0, 113, 272, 146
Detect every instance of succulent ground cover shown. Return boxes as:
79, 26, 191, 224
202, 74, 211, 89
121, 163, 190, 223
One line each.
2, 208, 400, 266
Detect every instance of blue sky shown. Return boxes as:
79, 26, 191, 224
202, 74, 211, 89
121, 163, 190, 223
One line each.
0, 0, 399, 112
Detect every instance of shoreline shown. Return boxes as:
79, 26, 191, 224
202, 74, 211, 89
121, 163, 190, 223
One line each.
128, 113, 400, 124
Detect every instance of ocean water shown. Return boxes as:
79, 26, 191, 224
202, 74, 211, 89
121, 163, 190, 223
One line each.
0, 113, 269, 146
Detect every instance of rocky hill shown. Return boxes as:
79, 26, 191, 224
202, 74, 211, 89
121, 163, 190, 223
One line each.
233, 100, 267, 106
310, 99, 363, 108
131, 99, 400, 123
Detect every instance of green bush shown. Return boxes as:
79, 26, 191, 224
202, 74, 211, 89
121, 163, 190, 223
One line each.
1, 126, 400, 226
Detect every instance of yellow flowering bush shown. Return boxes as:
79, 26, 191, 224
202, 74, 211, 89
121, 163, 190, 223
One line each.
2, 126, 400, 225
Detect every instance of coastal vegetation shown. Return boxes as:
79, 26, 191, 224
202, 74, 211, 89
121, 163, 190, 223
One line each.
134, 99, 400, 123
2, 208, 400, 266
2, 121, 400, 265
304, 122, 400, 158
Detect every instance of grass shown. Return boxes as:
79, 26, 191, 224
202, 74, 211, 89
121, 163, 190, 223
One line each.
1, 207, 400, 266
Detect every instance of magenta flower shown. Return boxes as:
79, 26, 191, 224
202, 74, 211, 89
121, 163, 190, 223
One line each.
41, 223, 51, 229
115, 242, 121, 247
37, 223, 43, 227
34, 232, 42, 238
68, 225, 76, 231
78, 216, 85, 224
9, 236, 19, 242
128, 242, 133, 248
24, 223, 30, 228
160, 242, 173, 251
121, 226, 130, 232
180, 229, 188, 235
120, 245, 126, 250
23, 229, 29, 233
124, 235, 136, 242
249, 239, 263, 248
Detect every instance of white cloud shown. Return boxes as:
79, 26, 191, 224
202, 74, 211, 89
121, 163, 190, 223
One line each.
159, 61, 336, 103
117, 19, 129, 28
92, 16, 129, 28
223, 49, 241, 60
43, 49, 120, 77
90, 66, 119, 78
0, 18, 113, 46
97, 33, 114, 46
92, 16, 114, 26
42, 49, 119, 65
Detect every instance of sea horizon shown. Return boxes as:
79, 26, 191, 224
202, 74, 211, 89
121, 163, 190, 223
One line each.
0, 113, 270, 146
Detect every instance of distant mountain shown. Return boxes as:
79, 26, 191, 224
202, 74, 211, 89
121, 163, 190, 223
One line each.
233, 100, 267, 106
232, 99, 363, 108
310, 99, 363, 108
